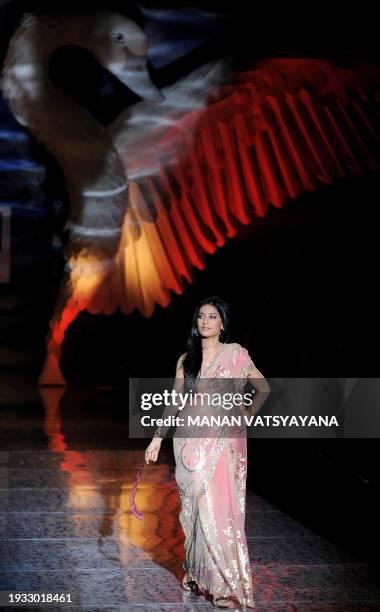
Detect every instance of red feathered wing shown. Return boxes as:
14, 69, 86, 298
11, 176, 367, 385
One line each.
90, 57, 380, 317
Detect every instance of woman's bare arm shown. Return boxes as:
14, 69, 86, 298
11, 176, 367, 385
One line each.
153, 353, 186, 440
246, 364, 271, 417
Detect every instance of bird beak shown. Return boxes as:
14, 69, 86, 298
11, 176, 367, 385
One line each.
114, 64, 164, 102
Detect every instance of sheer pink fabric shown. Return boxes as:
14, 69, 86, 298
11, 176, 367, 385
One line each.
174, 342, 256, 608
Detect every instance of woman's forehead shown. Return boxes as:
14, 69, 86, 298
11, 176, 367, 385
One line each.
198, 305, 219, 314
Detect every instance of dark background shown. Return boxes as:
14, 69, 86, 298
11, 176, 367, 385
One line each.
0, 0, 379, 569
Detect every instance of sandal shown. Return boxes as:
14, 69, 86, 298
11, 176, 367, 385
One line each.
212, 595, 230, 608
181, 574, 193, 591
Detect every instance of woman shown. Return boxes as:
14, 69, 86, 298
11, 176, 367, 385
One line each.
145, 296, 270, 609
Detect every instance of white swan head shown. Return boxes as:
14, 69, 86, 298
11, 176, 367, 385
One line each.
5, 9, 163, 102
81, 10, 163, 102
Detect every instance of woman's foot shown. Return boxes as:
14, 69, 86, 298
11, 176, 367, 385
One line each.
212, 595, 230, 608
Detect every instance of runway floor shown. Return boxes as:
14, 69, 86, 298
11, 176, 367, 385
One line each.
0, 373, 379, 611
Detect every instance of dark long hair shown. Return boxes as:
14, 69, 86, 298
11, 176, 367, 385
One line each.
182, 296, 230, 392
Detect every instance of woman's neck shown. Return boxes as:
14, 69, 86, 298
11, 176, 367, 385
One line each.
201, 337, 223, 351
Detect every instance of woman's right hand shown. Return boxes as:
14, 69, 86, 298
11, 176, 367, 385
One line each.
145, 438, 162, 464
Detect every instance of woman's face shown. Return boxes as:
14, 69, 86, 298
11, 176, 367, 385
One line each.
197, 304, 224, 339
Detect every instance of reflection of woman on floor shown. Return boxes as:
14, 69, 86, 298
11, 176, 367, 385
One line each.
145, 296, 270, 608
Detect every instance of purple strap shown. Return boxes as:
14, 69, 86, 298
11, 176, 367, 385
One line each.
130, 461, 146, 520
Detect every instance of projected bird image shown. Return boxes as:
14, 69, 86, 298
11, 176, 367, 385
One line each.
1, 8, 379, 384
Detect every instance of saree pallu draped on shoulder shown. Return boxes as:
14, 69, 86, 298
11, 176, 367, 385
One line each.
173, 343, 256, 608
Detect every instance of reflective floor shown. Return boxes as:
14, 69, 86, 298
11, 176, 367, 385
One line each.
1, 372, 380, 611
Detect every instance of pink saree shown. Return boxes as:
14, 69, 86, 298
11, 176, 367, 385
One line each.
173, 342, 256, 609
